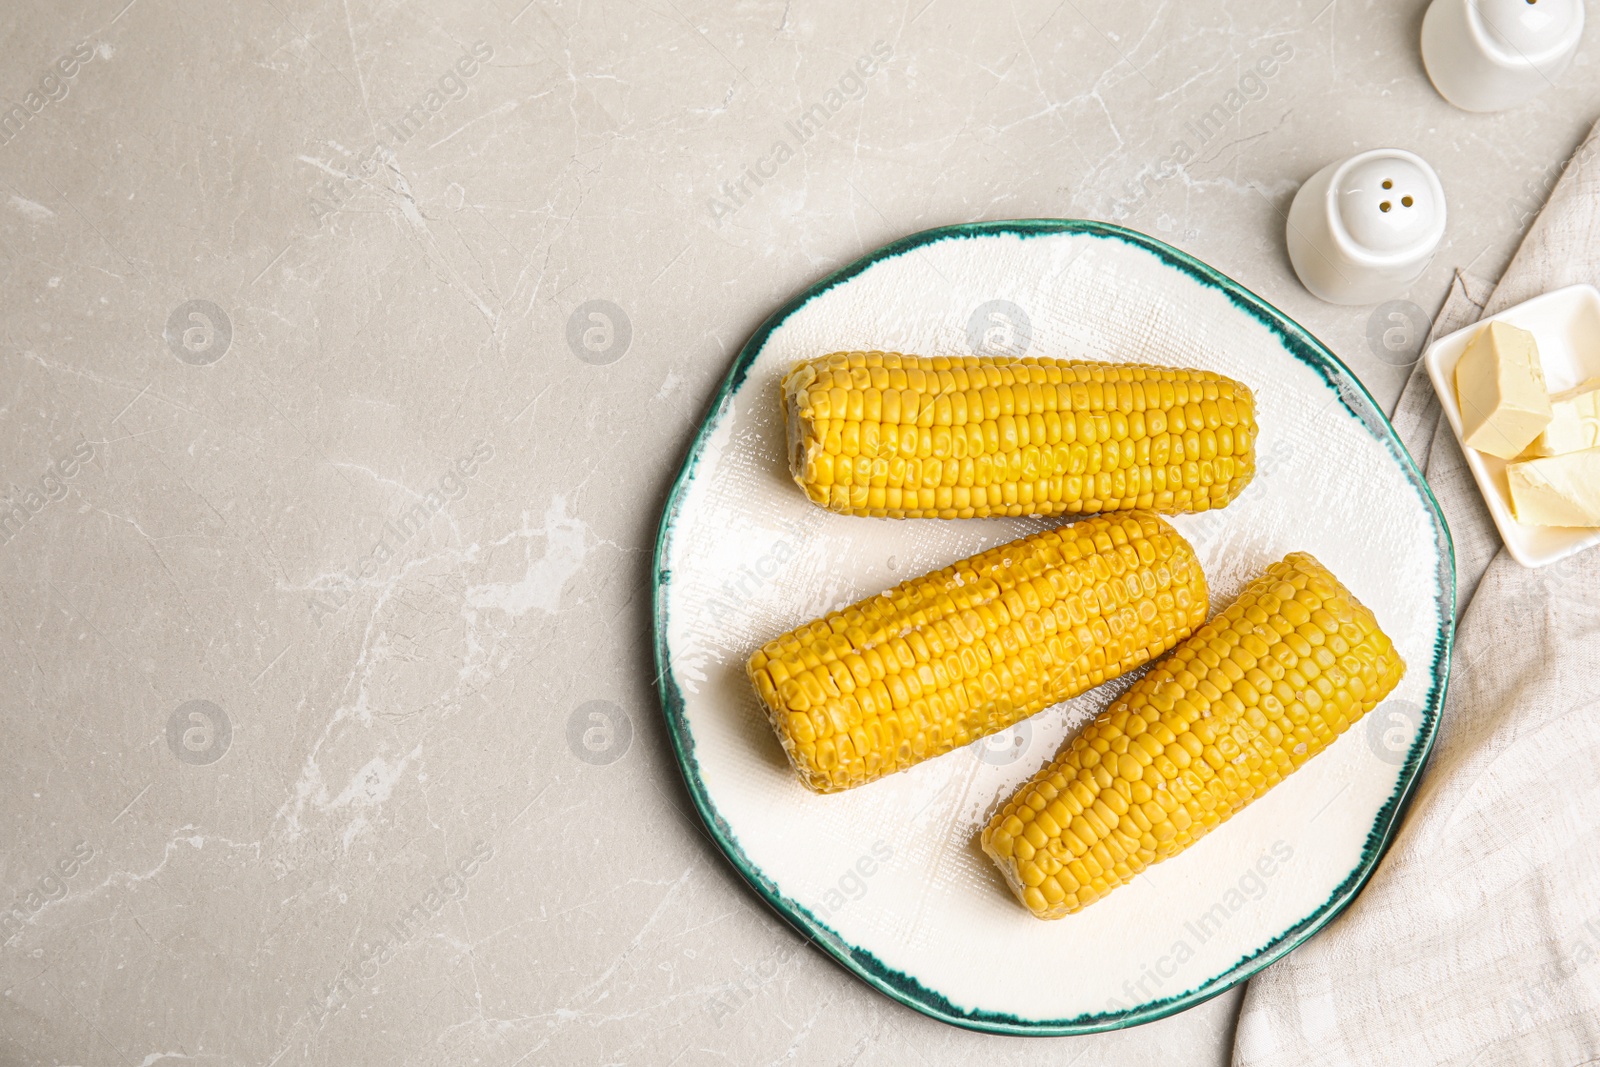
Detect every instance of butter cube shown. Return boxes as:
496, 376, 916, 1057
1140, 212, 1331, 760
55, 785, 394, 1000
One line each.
1507, 446, 1600, 527
1454, 322, 1552, 460
1528, 377, 1600, 457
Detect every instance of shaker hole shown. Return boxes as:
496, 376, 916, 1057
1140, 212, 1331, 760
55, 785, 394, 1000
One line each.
1382, 180, 1393, 190
1380, 201, 1392, 212
1402, 195, 1414, 208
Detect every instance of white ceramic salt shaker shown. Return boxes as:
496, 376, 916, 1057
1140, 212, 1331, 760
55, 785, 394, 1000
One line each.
1285, 149, 1448, 306
1421, 0, 1585, 112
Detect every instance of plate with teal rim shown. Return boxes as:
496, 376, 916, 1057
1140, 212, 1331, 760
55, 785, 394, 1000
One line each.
651, 219, 1454, 1034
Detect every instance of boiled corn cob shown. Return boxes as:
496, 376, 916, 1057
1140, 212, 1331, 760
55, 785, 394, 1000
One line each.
782, 352, 1257, 519
746, 512, 1209, 794
981, 552, 1405, 919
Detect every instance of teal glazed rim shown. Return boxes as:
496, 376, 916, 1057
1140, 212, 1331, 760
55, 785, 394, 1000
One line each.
651, 218, 1457, 1035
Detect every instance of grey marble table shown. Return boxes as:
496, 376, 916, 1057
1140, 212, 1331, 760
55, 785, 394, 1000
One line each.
2, 1, 1595, 1064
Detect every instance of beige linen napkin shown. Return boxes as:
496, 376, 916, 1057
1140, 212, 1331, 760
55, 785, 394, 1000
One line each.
1234, 119, 1600, 1067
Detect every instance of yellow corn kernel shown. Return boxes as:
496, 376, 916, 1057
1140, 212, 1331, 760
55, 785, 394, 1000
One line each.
747, 513, 1209, 793
782, 352, 1257, 519
981, 552, 1405, 918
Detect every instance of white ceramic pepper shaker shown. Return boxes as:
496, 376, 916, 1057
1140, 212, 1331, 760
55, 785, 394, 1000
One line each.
1285, 149, 1448, 306
1421, 0, 1585, 112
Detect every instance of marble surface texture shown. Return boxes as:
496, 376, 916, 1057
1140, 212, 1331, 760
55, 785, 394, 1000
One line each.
1, 1, 1596, 1064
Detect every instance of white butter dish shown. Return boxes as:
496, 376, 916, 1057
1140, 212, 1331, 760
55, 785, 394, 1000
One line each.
1423, 283, 1600, 567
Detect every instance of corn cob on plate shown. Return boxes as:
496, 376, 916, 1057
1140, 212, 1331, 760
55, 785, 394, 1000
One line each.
783, 352, 1258, 519
747, 512, 1209, 793
982, 553, 1406, 919
654, 220, 1454, 1033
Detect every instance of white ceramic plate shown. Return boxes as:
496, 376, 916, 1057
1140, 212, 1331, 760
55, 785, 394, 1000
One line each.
653, 221, 1454, 1034
1422, 282, 1600, 568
